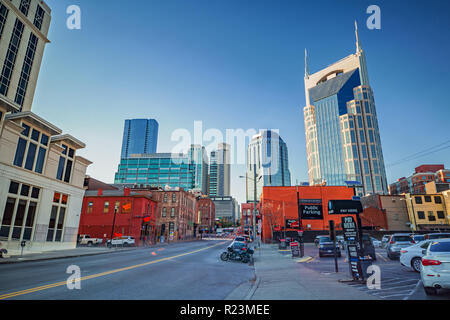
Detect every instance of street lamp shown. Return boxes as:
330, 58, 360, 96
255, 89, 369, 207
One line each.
239, 169, 262, 248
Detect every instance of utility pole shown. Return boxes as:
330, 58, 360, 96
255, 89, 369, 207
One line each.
110, 205, 118, 248
253, 163, 258, 247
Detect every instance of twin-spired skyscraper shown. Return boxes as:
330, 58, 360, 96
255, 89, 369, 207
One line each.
303, 23, 388, 196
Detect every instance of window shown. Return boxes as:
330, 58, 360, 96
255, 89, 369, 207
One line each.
0, 19, 25, 96
33, 5, 45, 30
172, 193, 176, 203
56, 144, 75, 183
435, 196, 442, 204
0, 3, 9, 41
15, 32, 38, 107
414, 196, 422, 204
163, 193, 168, 203
428, 212, 436, 222
424, 196, 431, 203
417, 211, 425, 219
0, 181, 40, 241
87, 201, 93, 213
13, 123, 48, 173
171, 208, 175, 217
162, 207, 167, 217
47, 192, 68, 242
437, 211, 445, 219
103, 201, 109, 213
19, 0, 31, 16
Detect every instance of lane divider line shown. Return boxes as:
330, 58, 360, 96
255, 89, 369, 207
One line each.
0, 241, 226, 300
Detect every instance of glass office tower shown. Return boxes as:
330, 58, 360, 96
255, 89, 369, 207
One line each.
114, 153, 194, 189
303, 23, 388, 196
120, 119, 159, 158
246, 130, 291, 202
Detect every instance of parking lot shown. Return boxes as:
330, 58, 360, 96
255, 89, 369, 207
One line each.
280, 243, 450, 300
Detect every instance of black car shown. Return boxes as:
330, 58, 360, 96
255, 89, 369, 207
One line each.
318, 236, 341, 257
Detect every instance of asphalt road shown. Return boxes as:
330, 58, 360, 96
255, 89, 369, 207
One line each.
0, 240, 255, 300
297, 243, 450, 300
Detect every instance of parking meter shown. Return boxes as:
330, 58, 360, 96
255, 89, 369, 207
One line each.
21, 240, 26, 256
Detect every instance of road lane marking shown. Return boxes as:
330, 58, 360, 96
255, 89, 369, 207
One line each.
295, 256, 313, 263
376, 253, 388, 262
0, 241, 226, 300
307, 255, 319, 263
403, 280, 422, 300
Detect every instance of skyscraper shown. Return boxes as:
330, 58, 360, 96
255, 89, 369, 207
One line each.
189, 144, 209, 194
246, 130, 291, 202
303, 22, 388, 196
208, 143, 230, 196
0, 0, 51, 112
120, 119, 159, 158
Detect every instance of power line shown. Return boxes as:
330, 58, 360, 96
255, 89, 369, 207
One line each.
386, 140, 450, 168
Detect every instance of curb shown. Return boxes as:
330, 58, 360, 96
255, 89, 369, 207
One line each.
0, 248, 137, 265
244, 276, 260, 300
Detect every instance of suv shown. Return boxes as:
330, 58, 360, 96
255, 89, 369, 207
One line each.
381, 235, 391, 248
386, 234, 414, 260
107, 236, 135, 247
318, 236, 341, 257
314, 235, 328, 247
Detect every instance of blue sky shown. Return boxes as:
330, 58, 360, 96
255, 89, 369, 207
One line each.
33, 0, 450, 205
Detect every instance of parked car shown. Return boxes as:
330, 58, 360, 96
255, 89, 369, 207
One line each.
78, 234, 103, 246
361, 234, 377, 261
233, 236, 248, 244
400, 240, 432, 272
411, 234, 425, 244
106, 236, 135, 247
424, 233, 450, 240
336, 235, 345, 249
386, 234, 415, 260
314, 235, 328, 247
371, 237, 382, 248
421, 238, 450, 295
318, 236, 341, 257
381, 235, 391, 248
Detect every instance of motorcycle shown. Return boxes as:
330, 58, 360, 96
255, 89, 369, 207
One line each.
220, 245, 254, 263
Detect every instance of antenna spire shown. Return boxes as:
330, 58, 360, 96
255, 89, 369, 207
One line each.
355, 20, 362, 53
305, 48, 309, 78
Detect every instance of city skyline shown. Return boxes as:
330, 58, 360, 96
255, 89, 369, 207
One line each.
31, 0, 450, 205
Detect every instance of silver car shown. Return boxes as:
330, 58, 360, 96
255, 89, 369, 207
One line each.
386, 234, 414, 260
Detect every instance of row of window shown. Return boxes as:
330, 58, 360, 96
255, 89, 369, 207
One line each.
86, 200, 132, 214
416, 211, 446, 221
414, 196, 442, 204
161, 207, 176, 218
14, 123, 48, 173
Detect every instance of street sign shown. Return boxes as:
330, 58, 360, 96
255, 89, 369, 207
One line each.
341, 216, 358, 241
347, 243, 363, 280
300, 204, 323, 220
286, 219, 300, 229
290, 241, 300, 257
345, 181, 362, 187
328, 200, 363, 215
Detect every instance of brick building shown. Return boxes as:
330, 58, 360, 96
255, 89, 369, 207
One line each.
360, 194, 410, 231
79, 188, 157, 246
195, 197, 215, 234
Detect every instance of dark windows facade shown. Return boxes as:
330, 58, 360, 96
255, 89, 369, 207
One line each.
13, 123, 49, 174
15, 32, 38, 107
0, 3, 9, 41
19, 0, 31, 16
0, 19, 25, 96
0, 181, 40, 241
33, 4, 45, 30
56, 144, 75, 183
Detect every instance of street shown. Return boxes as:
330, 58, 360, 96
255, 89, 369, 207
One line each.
293, 244, 450, 300
0, 240, 254, 300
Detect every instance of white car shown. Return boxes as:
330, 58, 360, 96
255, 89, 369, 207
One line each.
107, 236, 135, 247
400, 240, 432, 272
371, 237, 382, 248
421, 238, 450, 295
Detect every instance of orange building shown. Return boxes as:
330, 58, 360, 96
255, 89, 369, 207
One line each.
260, 186, 355, 242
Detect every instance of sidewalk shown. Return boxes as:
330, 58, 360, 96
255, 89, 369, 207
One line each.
244, 243, 379, 300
